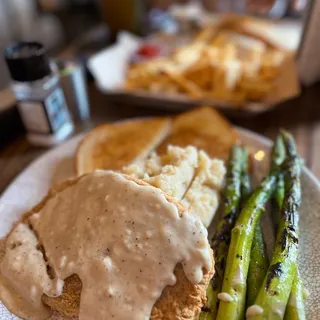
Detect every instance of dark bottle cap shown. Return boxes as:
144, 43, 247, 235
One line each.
4, 42, 51, 82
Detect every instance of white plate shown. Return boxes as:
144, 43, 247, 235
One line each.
0, 128, 319, 319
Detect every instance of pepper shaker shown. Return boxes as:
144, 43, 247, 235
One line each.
4, 42, 74, 146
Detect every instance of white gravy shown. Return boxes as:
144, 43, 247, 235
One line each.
0, 171, 212, 320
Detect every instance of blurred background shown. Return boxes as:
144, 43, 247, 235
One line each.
0, 0, 308, 92
1, 0, 320, 191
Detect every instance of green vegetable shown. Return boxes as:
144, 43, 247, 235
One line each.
247, 131, 301, 320
271, 135, 286, 171
247, 223, 269, 307
216, 171, 277, 320
284, 267, 306, 320
271, 135, 286, 231
200, 144, 243, 319
242, 146, 269, 307
270, 134, 306, 320
240, 147, 251, 207
199, 311, 214, 320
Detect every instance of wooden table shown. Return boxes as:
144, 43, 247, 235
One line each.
0, 83, 319, 196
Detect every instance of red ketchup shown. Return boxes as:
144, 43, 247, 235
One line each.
131, 43, 161, 63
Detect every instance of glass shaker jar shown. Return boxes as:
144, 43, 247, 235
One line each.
4, 42, 74, 147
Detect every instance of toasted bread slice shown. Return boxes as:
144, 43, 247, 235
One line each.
0, 173, 214, 320
157, 106, 237, 160
75, 118, 171, 175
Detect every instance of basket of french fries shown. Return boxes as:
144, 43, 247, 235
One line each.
89, 17, 300, 114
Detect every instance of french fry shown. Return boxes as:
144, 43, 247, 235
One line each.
183, 52, 213, 90
210, 32, 230, 47
192, 25, 216, 44
163, 68, 204, 98
123, 22, 286, 105
147, 74, 179, 94
211, 59, 242, 93
124, 75, 153, 90
239, 76, 275, 100
242, 60, 261, 78
173, 43, 205, 68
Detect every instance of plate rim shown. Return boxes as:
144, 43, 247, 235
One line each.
236, 126, 320, 190
1, 126, 319, 202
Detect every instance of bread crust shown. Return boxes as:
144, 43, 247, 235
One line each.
157, 106, 238, 161
75, 118, 171, 176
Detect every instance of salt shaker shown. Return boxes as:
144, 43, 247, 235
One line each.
4, 42, 74, 146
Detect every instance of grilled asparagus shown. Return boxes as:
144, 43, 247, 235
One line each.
200, 144, 243, 319
247, 131, 302, 319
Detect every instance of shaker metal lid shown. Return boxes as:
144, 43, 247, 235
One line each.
4, 42, 51, 82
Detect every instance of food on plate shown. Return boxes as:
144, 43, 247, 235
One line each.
130, 43, 162, 64
270, 135, 286, 230
75, 117, 171, 175
240, 147, 251, 207
123, 145, 226, 227
269, 136, 305, 320
135, 43, 161, 58
124, 145, 199, 200
0, 99, 307, 320
198, 131, 305, 320
123, 21, 288, 104
157, 106, 238, 161
245, 146, 269, 309
200, 144, 244, 319
0, 171, 214, 320
249, 132, 304, 319
246, 222, 269, 308
216, 162, 278, 319
181, 150, 225, 228
76, 106, 237, 175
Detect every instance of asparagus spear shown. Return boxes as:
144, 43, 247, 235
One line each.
271, 135, 286, 171
216, 171, 278, 320
241, 146, 270, 307
240, 147, 251, 206
200, 144, 243, 319
272, 173, 285, 230
199, 310, 214, 320
271, 135, 286, 231
271, 134, 306, 320
246, 135, 286, 308
247, 131, 301, 319
247, 223, 269, 307
200, 282, 217, 320
284, 267, 306, 320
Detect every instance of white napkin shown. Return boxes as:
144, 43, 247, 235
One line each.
88, 31, 141, 91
